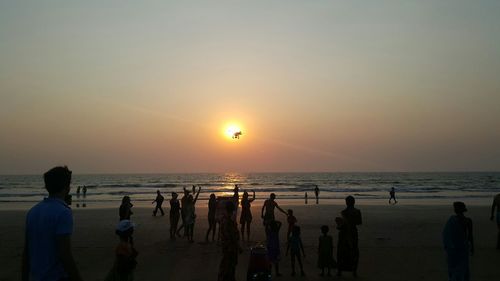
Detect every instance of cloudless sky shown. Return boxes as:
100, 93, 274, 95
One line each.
1, 0, 499, 174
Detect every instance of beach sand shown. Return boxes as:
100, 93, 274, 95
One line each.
1, 202, 499, 281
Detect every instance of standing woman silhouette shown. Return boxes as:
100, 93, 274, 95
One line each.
240, 190, 255, 241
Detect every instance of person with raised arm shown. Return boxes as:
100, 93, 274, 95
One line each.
184, 185, 201, 242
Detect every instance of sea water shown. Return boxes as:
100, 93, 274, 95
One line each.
1, 172, 499, 206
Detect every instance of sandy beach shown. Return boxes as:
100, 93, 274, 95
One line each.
1, 202, 499, 281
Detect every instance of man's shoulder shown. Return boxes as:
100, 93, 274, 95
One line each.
27, 199, 72, 223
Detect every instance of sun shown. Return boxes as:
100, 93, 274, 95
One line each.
223, 123, 243, 140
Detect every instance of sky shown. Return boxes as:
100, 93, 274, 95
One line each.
1, 0, 499, 174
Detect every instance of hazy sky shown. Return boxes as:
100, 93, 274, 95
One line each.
1, 0, 499, 174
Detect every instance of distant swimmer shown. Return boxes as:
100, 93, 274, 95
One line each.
232, 131, 242, 139
389, 187, 397, 204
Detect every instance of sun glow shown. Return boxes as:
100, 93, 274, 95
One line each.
223, 123, 243, 140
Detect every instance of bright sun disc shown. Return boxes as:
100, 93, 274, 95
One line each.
224, 124, 242, 139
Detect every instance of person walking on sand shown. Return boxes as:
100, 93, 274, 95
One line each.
240, 190, 255, 241
151, 190, 165, 216
443, 202, 474, 281
22, 166, 83, 281
389, 187, 397, 204
305, 192, 308, 204
169, 192, 181, 240
120, 196, 134, 221
218, 201, 242, 281
105, 220, 138, 281
286, 226, 306, 276
490, 193, 500, 249
336, 195, 362, 277
82, 185, 87, 198
206, 193, 217, 242
261, 193, 288, 229
314, 185, 320, 204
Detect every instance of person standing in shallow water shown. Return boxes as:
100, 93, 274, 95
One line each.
151, 190, 165, 216
314, 185, 320, 204
443, 202, 474, 281
218, 201, 241, 281
240, 190, 255, 241
490, 193, 500, 249
336, 195, 362, 277
22, 166, 83, 281
389, 187, 397, 204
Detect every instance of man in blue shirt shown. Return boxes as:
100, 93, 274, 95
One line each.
22, 166, 83, 281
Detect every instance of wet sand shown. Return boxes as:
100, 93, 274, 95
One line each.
1, 203, 499, 281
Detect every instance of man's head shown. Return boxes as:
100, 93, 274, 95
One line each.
44, 166, 72, 196
453, 201, 467, 215
270, 193, 276, 200
321, 225, 329, 234
157, 190, 161, 195
345, 195, 355, 207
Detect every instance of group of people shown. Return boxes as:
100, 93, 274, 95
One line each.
21, 166, 500, 281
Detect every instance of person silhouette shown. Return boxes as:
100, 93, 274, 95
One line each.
22, 166, 83, 281
389, 187, 397, 204
119, 196, 133, 221
314, 185, 320, 204
176, 187, 190, 237
206, 193, 217, 242
169, 192, 181, 240
240, 190, 255, 241
286, 209, 297, 240
218, 201, 241, 281
443, 202, 474, 281
151, 190, 165, 216
286, 225, 306, 276
105, 220, 138, 281
337, 195, 362, 277
318, 225, 335, 277
490, 193, 500, 249
266, 220, 283, 277
261, 193, 288, 230
184, 186, 201, 242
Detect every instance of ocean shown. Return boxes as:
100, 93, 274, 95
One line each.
1, 172, 499, 206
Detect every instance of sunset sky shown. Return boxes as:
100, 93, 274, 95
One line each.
1, 1, 499, 174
